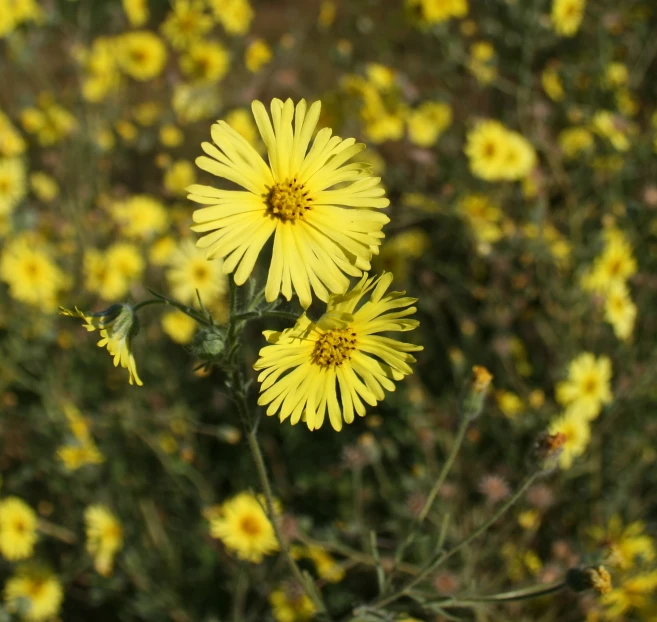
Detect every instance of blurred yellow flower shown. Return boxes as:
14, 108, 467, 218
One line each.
496, 391, 525, 419
161, 0, 212, 50
111, 195, 169, 240
149, 235, 177, 266
0, 157, 26, 215
117, 31, 167, 81
379, 228, 430, 281
254, 273, 422, 431
164, 160, 196, 195
559, 126, 594, 159
582, 229, 637, 294
548, 407, 591, 469
160, 123, 184, 147
208, 0, 254, 35
0, 497, 38, 561
133, 101, 162, 127
457, 193, 503, 252
29, 172, 58, 203
551, 0, 586, 37
209, 491, 279, 563
85, 505, 123, 576
60, 304, 143, 386
407, 101, 452, 147
245, 38, 272, 73
468, 41, 497, 84
555, 353, 612, 420
79, 37, 122, 103
5, 565, 63, 621
0, 236, 67, 310
20, 93, 77, 146
605, 281, 636, 341
0, 110, 26, 156
162, 310, 197, 344
542, 66, 565, 102
465, 120, 536, 181
269, 585, 316, 621
318, 0, 337, 28
602, 571, 657, 619
592, 111, 630, 152
590, 515, 655, 570
224, 107, 259, 147
180, 40, 230, 83
408, 0, 469, 25
172, 82, 222, 123
167, 239, 227, 306
604, 62, 629, 89
123, 0, 149, 27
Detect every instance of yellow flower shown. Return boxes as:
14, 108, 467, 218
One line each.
590, 515, 656, 570
457, 193, 503, 251
541, 66, 565, 101
189, 98, 390, 308
208, 0, 254, 35
0, 157, 26, 215
604, 62, 629, 89
269, 585, 316, 621
254, 273, 422, 431
167, 239, 227, 305
122, 0, 149, 26
224, 108, 259, 147
318, 0, 337, 28
29, 172, 58, 203
115, 119, 138, 143
602, 571, 657, 618
496, 390, 524, 419
149, 235, 177, 266
85, 505, 123, 576
555, 353, 612, 420
468, 41, 497, 84
378, 228, 430, 281
408, 0, 469, 25
551, 0, 586, 37
209, 491, 279, 563
160, 123, 184, 147
407, 101, 452, 147
558, 126, 594, 159
0, 236, 67, 310
582, 229, 637, 294
4, 565, 63, 621
111, 195, 169, 240
84, 243, 144, 301
180, 40, 230, 84
161, 310, 197, 344
548, 408, 591, 469
20, 93, 77, 146
305, 546, 345, 583
133, 101, 162, 127
79, 37, 122, 103
465, 120, 536, 182
57, 445, 105, 471
245, 38, 272, 73
0, 497, 38, 561
60, 304, 143, 386
172, 82, 222, 123
0, 110, 26, 156
605, 281, 636, 341
164, 160, 197, 195
592, 111, 630, 152
161, 0, 212, 50
117, 31, 167, 81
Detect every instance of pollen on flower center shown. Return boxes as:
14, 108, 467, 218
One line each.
265, 178, 311, 222
239, 515, 262, 536
311, 327, 357, 368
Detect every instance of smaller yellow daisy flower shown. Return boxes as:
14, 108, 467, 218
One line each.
555, 353, 612, 420
269, 584, 316, 621
551, 0, 586, 37
60, 304, 143, 386
117, 31, 167, 81
5, 565, 63, 622
161, 310, 197, 344
605, 281, 636, 341
0, 497, 38, 561
245, 38, 272, 73
209, 491, 279, 563
548, 408, 591, 469
122, 0, 149, 26
85, 505, 123, 576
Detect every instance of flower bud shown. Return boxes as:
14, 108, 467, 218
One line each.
191, 326, 225, 361
462, 365, 493, 420
566, 565, 612, 595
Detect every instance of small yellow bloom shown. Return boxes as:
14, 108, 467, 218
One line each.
496, 390, 524, 419
29, 172, 58, 203
0, 497, 38, 561
555, 353, 612, 420
162, 310, 197, 344
542, 66, 565, 101
548, 408, 591, 469
111, 195, 168, 240
408, 0, 469, 25
245, 38, 272, 73
123, 0, 149, 26
5, 565, 63, 621
209, 492, 279, 563
161, 0, 212, 50
559, 126, 594, 159
551, 0, 586, 37
0, 110, 26, 156
269, 585, 316, 621
85, 505, 123, 576
605, 281, 636, 341
407, 101, 452, 147
0, 157, 27, 215
160, 123, 184, 147
164, 160, 196, 196
117, 31, 167, 81
180, 40, 230, 83
208, 0, 254, 35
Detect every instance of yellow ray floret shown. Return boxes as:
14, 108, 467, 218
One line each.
188, 98, 390, 308
60, 304, 142, 386
254, 272, 423, 431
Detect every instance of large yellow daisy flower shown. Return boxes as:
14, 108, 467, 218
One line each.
0, 497, 38, 561
254, 272, 422, 431
188, 98, 390, 309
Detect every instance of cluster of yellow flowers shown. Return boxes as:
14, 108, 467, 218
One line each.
0, 493, 122, 620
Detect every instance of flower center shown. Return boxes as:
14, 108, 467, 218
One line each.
311, 327, 357, 368
265, 178, 311, 222
239, 515, 262, 536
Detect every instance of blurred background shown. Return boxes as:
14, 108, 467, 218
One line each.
1, 0, 657, 620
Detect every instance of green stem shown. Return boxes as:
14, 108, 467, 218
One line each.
418, 416, 470, 523
139, 295, 212, 326
232, 310, 300, 322
370, 471, 539, 611
231, 370, 331, 620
